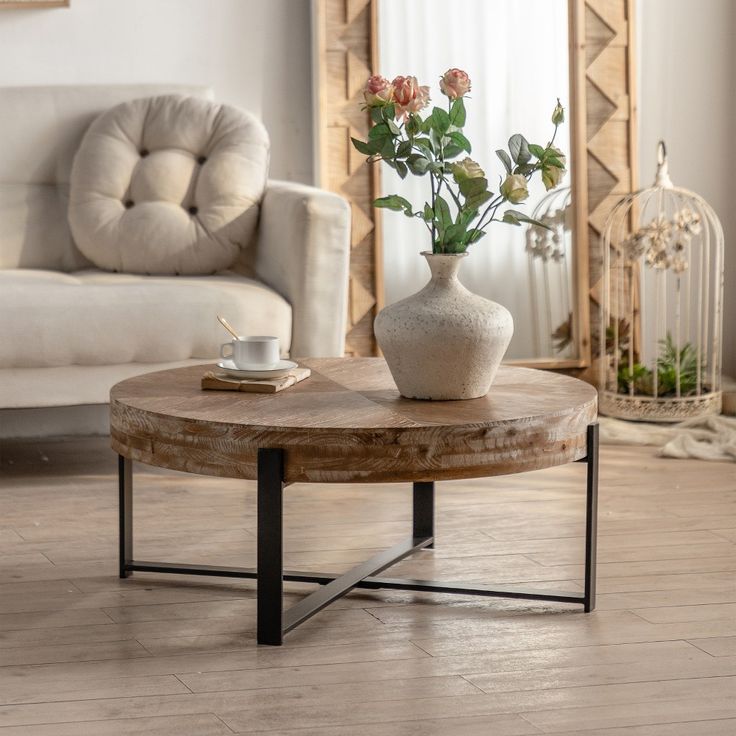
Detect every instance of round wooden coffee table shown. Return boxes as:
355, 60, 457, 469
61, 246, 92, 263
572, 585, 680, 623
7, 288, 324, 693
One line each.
111, 358, 598, 645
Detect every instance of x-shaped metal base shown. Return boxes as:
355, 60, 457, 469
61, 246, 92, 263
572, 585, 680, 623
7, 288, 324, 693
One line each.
119, 424, 599, 645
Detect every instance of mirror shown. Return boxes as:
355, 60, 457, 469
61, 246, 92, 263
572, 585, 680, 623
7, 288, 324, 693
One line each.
376, 0, 580, 364
313, 0, 638, 367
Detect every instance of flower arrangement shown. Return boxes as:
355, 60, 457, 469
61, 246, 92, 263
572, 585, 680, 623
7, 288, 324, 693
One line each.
622, 207, 701, 274
352, 68, 568, 254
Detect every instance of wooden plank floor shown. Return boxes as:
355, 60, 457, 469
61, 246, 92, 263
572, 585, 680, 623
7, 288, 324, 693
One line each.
0, 437, 735, 735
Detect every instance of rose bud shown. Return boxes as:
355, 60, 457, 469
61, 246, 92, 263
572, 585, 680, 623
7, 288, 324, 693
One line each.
440, 68, 472, 99
392, 75, 430, 119
501, 174, 529, 203
548, 146, 567, 170
452, 157, 485, 181
409, 84, 431, 114
552, 99, 565, 125
363, 75, 394, 107
542, 165, 565, 191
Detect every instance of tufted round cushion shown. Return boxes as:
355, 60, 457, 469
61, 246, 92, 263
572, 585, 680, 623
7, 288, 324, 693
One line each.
68, 95, 269, 275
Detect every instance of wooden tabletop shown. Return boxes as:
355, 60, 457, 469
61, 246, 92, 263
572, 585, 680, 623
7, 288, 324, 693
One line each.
110, 358, 597, 483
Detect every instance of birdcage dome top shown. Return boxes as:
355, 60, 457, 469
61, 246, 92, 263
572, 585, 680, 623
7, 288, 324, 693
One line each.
603, 141, 722, 276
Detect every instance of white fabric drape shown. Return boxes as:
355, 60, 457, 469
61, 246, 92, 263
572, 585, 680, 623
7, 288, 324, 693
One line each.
378, 0, 570, 359
600, 415, 736, 462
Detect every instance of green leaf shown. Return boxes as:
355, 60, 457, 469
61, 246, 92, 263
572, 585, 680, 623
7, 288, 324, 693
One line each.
449, 97, 466, 127
414, 136, 434, 156
528, 143, 546, 159
370, 106, 384, 124
434, 195, 452, 230
405, 114, 421, 136
429, 127, 442, 151
458, 176, 488, 198
514, 163, 536, 176
545, 155, 565, 169
495, 149, 513, 175
381, 137, 395, 159
457, 208, 478, 228
374, 194, 412, 212
465, 190, 492, 210
502, 209, 553, 230
366, 137, 386, 155
396, 160, 408, 180
387, 118, 401, 136
431, 106, 451, 135
422, 203, 434, 222
406, 154, 430, 175
369, 123, 390, 140
447, 131, 471, 154
443, 227, 468, 252
384, 103, 395, 120
443, 144, 464, 159
396, 140, 412, 158
466, 229, 486, 244
444, 222, 468, 245
351, 137, 372, 155
508, 134, 531, 165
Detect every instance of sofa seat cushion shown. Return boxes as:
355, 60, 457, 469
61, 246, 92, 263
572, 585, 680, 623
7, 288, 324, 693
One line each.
0, 269, 291, 369
69, 95, 269, 275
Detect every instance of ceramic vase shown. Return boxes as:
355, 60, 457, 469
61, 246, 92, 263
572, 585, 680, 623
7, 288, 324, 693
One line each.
374, 251, 514, 400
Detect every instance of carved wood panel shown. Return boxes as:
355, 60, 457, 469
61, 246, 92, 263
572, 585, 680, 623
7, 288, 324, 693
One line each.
313, 0, 380, 357
577, 0, 638, 378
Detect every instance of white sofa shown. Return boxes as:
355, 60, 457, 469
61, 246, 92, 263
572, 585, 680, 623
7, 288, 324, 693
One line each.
0, 84, 351, 412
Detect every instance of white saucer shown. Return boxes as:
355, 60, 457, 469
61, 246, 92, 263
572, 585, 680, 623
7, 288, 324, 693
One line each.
217, 359, 298, 380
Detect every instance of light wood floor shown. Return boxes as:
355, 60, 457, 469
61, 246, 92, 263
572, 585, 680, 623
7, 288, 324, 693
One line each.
0, 437, 735, 735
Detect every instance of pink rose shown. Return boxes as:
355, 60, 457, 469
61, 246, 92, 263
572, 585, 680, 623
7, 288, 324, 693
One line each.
363, 75, 394, 107
391, 75, 430, 120
439, 68, 471, 99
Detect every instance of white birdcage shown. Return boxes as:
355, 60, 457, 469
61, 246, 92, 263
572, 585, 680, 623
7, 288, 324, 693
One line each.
525, 186, 575, 358
599, 141, 724, 422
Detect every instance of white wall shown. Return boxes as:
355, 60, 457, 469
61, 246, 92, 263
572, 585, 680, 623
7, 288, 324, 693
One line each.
0, 0, 313, 183
637, 0, 736, 377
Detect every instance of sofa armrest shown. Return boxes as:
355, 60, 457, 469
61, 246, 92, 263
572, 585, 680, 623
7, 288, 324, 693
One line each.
254, 180, 350, 357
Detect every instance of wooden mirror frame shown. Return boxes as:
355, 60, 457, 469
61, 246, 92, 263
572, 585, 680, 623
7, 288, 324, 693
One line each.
313, 0, 637, 372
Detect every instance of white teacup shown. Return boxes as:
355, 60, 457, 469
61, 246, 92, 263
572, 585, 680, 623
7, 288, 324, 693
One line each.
220, 335, 280, 370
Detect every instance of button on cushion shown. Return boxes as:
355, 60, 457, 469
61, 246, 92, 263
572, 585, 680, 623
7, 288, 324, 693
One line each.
68, 94, 269, 275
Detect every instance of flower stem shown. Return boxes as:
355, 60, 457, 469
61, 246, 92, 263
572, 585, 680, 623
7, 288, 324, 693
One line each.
467, 193, 505, 244
430, 172, 437, 251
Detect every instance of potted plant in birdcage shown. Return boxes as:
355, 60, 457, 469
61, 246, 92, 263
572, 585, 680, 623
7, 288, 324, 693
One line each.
352, 69, 567, 400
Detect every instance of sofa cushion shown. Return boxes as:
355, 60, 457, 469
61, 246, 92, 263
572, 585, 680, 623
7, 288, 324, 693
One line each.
0, 269, 291, 369
0, 84, 213, 272
68, 95, 269, 275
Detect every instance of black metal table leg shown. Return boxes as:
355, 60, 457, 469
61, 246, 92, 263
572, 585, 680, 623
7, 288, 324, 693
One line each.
119, 455, 132, 579
584, 422, 599, 612
413, 481, 435, 548
257, 448, 285, 645
118, 422, 600, 644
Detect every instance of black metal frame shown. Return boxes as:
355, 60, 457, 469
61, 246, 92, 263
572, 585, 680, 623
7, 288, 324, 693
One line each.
119, 423, 599, 645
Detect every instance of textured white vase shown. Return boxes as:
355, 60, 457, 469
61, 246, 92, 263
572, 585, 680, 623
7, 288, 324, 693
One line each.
375, 251, 514, 400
